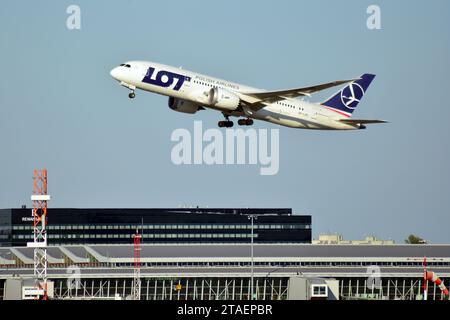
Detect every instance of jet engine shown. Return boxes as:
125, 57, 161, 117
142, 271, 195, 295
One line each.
168, 97, 202, 114
208, 87, 240, 110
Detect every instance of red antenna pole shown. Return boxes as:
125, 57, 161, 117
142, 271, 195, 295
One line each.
132, 229, 142, 300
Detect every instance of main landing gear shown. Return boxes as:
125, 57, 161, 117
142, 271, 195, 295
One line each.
238, 118, 254, 126
217, 117, 254, 128
218, 120, 234, 128
128, 91, 135, 99
218, 115, 234, 128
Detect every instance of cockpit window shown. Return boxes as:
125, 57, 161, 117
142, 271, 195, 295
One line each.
120, 64, 125, 66
124, 64, 131, 68
119, 64, 131, 68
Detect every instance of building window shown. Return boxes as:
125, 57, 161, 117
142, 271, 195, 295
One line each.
311, 285, 328, 298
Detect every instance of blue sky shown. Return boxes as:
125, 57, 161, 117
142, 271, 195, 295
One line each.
1, 0, 449, 243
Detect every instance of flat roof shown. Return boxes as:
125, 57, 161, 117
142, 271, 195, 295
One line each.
1, 243, 450, 260
83, 243, 450, 258
2, 244, 450, 279
1, 208, 295, 216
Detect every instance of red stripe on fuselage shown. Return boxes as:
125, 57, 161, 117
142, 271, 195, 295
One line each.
322, 106, 351, 118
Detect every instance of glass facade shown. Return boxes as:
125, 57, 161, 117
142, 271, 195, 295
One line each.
0, 208, 311, 246
0, 277, 291, 300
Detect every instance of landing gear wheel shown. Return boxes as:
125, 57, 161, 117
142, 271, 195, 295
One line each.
128, 92, 135, 99
219, 114, 234, 128
238, 118, 254, 126
218, 120, 234, 128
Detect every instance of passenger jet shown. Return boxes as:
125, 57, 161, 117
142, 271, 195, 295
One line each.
110, 61, 386, 130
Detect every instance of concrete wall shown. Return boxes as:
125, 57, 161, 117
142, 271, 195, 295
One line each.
3, 279, 22, 300
287, 276, 340, 300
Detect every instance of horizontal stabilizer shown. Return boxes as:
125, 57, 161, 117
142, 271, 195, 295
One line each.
339, 119, 387, 125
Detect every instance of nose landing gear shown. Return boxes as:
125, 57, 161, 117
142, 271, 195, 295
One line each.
119, 81, 136, 99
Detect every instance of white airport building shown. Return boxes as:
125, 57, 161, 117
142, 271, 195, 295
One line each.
1, 243, 449, 300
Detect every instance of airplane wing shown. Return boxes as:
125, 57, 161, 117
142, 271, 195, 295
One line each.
338, 119, 388, 124
239, 78, 358, 108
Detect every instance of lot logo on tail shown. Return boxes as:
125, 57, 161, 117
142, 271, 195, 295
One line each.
341, 83, 365, 110
321, 74, 376, 116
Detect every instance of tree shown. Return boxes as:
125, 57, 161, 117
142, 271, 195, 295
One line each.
404, 234, 426, 244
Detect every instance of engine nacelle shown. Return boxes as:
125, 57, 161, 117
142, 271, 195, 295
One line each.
168, 97, 201, 114
208, 87, 240, 110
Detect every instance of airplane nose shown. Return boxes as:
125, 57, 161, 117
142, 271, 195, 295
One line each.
110, 67, 120, 80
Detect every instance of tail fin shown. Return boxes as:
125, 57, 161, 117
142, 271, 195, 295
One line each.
321, 74, 376, 118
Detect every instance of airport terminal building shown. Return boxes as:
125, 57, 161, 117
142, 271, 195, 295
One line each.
1, 243, 449, 300
1, 207, 449, 301
0, 208, 312, 246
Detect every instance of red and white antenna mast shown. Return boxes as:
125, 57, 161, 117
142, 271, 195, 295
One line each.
132, 229, 142, 300
423, 257, 428, 300
27, 169, 51, 300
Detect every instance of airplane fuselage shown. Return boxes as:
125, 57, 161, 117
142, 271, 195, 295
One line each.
110, 61, 369, 130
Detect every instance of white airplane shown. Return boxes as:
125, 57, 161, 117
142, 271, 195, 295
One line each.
110, 61, 386, 130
